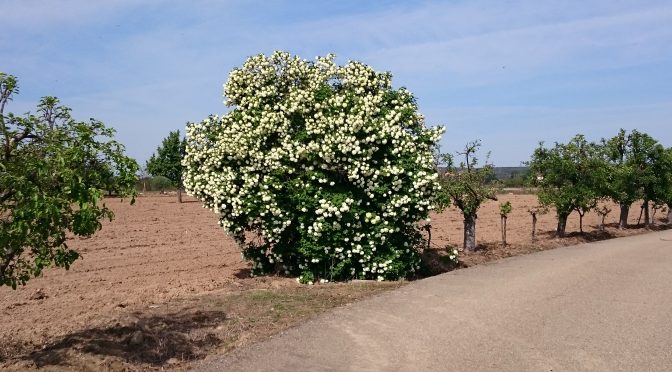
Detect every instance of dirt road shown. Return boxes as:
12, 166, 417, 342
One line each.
197, 230, 672, 372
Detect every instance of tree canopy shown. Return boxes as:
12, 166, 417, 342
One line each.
529, 135, 607, 237
0, 72, 138, 288
602, 129, 670, 227
146, 130, 185, 187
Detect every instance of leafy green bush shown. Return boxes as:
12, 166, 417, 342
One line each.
149, 176, 173, 192
183, 52, 443, 282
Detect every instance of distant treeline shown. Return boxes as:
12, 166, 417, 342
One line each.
437, 166, 531, 187
494, 167, 530, 187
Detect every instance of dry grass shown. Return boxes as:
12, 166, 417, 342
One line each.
2, 282, 404, 371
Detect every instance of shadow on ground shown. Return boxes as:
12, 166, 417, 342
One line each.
24, 310, 227, 368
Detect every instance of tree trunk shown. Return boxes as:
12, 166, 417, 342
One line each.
142, 181, 146, 194
501, 216, 507, 245
424, 224, 432, 251
637, 205, 643, 225
644, 200, 651, 228
177, 188, 183, 203
667, 203, 672, 224
618, 204, 629, 229
579, 212, 584, 234
463, 214, 477, 252
556, 214, 568, 238
600, 215, 606, 232
532, 214, 538, 240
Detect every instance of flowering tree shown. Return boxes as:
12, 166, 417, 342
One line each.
183, 52, 443, 283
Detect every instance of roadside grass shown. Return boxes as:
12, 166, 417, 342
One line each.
3, 282, 404, 371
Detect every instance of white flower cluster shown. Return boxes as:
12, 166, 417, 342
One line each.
183, 51, 444, 281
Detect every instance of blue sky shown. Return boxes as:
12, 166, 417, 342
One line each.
2, 0, 671, 166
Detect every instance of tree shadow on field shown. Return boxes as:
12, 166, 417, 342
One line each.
24, 310, 227, 368
564, 230, 616, 242
234, 268, 252, 279
419, 247, 462, 276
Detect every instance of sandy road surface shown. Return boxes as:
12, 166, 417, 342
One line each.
198, 230, 672, 372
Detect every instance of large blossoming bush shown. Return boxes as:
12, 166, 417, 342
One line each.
183, 52, 443, 283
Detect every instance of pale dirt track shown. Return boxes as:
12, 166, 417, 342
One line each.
197, 230, 672, 372
0, 194, 660, 359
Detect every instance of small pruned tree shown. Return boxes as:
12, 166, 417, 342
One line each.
574, 200, 596, 234
651, 203, 664, 226
595, 205, 612, 232
146, 130, 186, 202
529, 135, 608, 238
437, 141, 498, 252
528, 206, 548, 240
499, 201, 512, 245
0, 73, 138, 288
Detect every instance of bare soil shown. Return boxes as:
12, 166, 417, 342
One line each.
424, 194, 670, 270
0, 193, 668, 370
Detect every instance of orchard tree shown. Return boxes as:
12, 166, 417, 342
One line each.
602, 129, 639, 228
146, 130, 186, 202
638, 135, 672, 227
528, 205, 548, 240
664, 147, 672, 224
183, 52, 443, 283
499, 201, 512, 245
602, 129, 668, 228
437, 141, 498, 252
656, 147, 672, 224
595, 205, 612, 232
0, 73, 138, 288
529, 135, 607, 238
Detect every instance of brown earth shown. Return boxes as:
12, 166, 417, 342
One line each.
0, 193, 668, 370
425, 194, 669, 269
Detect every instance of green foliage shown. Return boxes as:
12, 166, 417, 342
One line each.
183, 52, 444, 282
149, 176, 173, 192
500, 169, 531, 188
602, 129, 669, 206
663, 148, 672, 207
146, 130, 186, 187
436, 140, 499, 217
499, 201, 512, 217
436, 141, 499, 251
601, 129, 641, 207
0, 72, 138, 288
629, 131, 669, 206
529, 135, 608, 236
